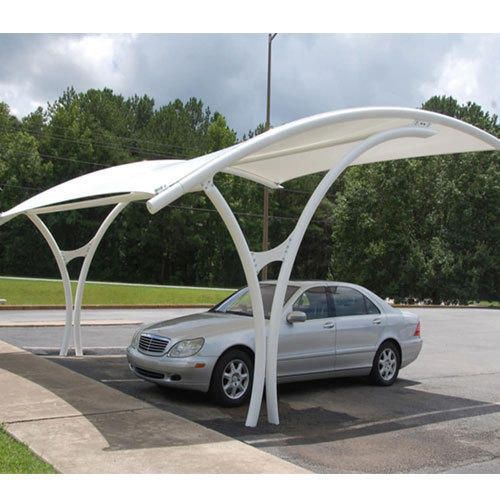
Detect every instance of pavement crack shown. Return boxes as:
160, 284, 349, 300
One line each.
417, 371, 500, 380
4, 405, 152, 425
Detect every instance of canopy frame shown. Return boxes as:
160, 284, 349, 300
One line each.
204, 124, 437, 426
27, 203, 129, 355
263, 125, 436, 424
1, 107, 498, 427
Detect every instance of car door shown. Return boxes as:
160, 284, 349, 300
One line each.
277, 286, 336, 379
330, 285, 383, 371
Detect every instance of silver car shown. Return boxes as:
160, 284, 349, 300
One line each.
127, 281, 422, 406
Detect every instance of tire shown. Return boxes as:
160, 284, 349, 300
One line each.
210, 349, 254, 407
370, 341, 400, 386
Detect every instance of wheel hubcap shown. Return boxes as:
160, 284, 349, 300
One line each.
378, 348, 397, 381
222, 359, 249, 399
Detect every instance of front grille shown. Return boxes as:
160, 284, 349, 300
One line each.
138, 332, 170, 355
134, 366, 165, 379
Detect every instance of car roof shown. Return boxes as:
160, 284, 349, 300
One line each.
260, 280, 359, 288
259, 280, 393, 312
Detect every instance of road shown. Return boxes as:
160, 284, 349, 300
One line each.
0, 307, 499, 473
0, 308, 205, 353
0, 307, 207, 324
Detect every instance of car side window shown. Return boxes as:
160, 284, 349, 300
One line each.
332, 286, 371, 317
292, 287, 329, 320
364, 296, 380, 315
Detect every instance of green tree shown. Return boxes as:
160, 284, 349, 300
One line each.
206, 112, 237, 152
329, 96, 499, 303
1, 90, 497, 300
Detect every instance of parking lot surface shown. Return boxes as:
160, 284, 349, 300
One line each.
1, 307, 499, 473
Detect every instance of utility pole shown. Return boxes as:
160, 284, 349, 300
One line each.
262, 33, 277, 280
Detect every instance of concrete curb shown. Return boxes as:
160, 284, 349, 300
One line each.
0, 320, 142, 328
0, 275, 235, 291
2, 304, 498, 310
0, 304, 214, 310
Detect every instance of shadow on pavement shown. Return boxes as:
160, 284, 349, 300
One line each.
45, 354, 500, 450
0, 350, 232, 451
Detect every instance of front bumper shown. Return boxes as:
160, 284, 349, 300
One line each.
126, 346, 217, 392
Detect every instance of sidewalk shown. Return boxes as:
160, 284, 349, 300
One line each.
0, 340, 307, 473
0, 307, 206, 328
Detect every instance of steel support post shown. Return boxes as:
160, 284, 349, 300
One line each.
28, 202, 128, 356
71, 202, 128, 356
264, 126, 437, 424
203, 180, 267, 427
28, 213, 74, 355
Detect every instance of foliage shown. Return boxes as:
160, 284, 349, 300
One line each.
329, 96, 499, 303
0, 91, 498, 303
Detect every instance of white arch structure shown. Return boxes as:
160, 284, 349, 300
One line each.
1, 107, 498, 426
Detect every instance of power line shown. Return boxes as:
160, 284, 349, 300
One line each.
2, 123, 335, 196
1, 144, 337, 199
0, 182, 332, 225
0, 123, 190, 159
1, 127, 339, 202
23, 121, 198, 155
37, 131, 185, 159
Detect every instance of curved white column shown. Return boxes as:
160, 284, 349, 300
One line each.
28, 203, 128, 356
203, 180, 267, 427
27, 213, 74, 355
265, 126, 437, 424
72, 202, 128, 356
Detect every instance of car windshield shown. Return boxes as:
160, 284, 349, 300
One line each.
212, 284, 299, 319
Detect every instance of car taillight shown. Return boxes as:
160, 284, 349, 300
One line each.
414, 321, 421, 337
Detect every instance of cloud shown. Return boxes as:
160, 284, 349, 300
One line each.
420, 34, 500, 113
0, 33, 498, 136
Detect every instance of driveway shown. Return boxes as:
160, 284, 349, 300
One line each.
1, 307, 499, 472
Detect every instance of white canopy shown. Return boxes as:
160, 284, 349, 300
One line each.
1, 107, 498, 224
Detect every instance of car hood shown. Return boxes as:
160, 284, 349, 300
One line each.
141, 312, 256, 342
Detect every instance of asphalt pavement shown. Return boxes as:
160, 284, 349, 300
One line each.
0, 307, 499, 473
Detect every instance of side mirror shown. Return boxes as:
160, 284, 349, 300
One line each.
286, 311, 307, 324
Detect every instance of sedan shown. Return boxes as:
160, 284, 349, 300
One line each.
127, 281, 422, 406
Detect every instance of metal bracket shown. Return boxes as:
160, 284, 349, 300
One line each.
201, 178, 214, 192
251, 236, 292, 273
61, 241, 93, 265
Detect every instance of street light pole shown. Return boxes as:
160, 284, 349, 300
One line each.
262, 33, 277, 280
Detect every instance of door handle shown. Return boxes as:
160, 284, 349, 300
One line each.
323, 321, 335, 329
373, 318, 382, 324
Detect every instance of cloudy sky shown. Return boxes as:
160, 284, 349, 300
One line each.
0, 33, 498, 136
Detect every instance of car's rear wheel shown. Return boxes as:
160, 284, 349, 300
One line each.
210, 349, 253, 407
370, 341, 400, 386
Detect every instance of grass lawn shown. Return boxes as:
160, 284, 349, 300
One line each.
474, 300, 500, 308
0, 426, 56, 474
0, 277, 234, 306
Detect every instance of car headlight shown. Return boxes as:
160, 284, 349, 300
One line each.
168, 338, 205, 358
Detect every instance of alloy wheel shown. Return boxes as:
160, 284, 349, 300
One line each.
378, 347, 397, 381
222, 359, 250, 399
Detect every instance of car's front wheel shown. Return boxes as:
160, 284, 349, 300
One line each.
210, 349, 253, 407
370, 341, 400, 386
